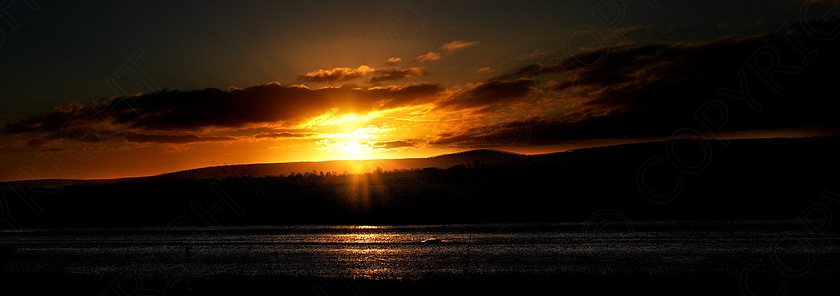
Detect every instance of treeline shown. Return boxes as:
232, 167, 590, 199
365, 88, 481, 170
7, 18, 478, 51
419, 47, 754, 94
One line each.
2, 137, 840, 229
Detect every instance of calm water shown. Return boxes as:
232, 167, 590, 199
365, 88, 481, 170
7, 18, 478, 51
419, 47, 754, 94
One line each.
2, 221, 839, 280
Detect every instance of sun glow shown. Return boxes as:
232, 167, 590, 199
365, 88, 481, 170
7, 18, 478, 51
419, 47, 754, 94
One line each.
345, 141, 364, 158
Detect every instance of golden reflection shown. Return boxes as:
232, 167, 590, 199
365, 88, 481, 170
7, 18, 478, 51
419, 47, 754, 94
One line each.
321, 229, 411, 280
329, 232, 402, 244
353, 225, 381, 230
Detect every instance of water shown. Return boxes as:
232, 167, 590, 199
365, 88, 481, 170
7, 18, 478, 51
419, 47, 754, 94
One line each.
2, 221, 839, 280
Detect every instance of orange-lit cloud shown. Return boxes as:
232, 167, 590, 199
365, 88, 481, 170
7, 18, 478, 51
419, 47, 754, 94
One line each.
386, 57, 402, 64
413, 52, 441, 62
441, 40, 479, 51
299, 64, 428, 84
298, 65, 375, 83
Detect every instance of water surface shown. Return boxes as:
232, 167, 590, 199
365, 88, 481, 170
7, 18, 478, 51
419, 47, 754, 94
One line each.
2, 221, 838, 280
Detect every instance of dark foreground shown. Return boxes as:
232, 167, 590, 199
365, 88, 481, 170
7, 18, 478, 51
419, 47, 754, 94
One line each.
1, 221, 839, 295
1, 272, 837, 296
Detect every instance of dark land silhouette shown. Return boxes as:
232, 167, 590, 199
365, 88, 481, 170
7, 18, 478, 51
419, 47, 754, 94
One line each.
2, 136, 839, 229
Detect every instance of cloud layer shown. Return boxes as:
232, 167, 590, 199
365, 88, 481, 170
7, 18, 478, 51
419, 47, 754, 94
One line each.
4, 18, 840, 154
433, 18, 840, 147
3, 82, 445, 148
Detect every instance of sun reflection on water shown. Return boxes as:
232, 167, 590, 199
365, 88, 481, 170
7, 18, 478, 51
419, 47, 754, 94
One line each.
353, 225, 381, 230
325, 230, 413, 279
329, 231, 404, 244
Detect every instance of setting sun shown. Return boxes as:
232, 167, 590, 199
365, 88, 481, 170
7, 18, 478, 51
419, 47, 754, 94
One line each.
345, 141, 364, 159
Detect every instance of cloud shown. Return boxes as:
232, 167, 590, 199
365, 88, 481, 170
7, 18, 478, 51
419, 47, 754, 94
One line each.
6, 17, 840, 153
370, 140, 416, 149
432, 17, 840, 147
414, 52, 441, 62
125, 133, 237, 144
429, 115, 659, 148
386, 57, 402, 65
298, 65, 375, 83
3, 82, 445, 148
368, 67, 429, 83
254, 132, 311, 139
436, 79, 534, 111
298, 64, 427, 84
372, 82, 446, 109
441, 40, 479, 51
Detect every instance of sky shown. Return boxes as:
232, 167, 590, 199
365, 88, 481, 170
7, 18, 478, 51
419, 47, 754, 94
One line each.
1, 0, 840, 181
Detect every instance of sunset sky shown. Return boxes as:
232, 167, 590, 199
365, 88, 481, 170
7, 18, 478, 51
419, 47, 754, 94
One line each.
2, 0, 840, 181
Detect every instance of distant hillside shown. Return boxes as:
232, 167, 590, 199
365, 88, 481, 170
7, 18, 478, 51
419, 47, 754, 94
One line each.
0, 149, 528, 187
124, 149, 528, 181
2, 136, 840, 228
3, 136, 839, 185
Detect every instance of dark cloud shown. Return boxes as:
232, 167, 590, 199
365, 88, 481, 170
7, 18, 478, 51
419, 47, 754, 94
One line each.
13, 139, 64, 152
368, 67, 428, 83
492, 42, 664, 82
0, 104, 99, 135
430, 115, 671, 148
2, 82, 444, 150
435, 17, 840, 147
436, 79, 535, 111
370, 140, 416, 149
4, 82, 444, 135
375, 82, 446, 109
125, 133, 237, 144
24, 138, 51, 148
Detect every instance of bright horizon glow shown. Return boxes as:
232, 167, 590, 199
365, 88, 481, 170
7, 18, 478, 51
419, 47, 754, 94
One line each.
2, 127, 834, 182
1, 1, 839, 181
344, 141, 364, 160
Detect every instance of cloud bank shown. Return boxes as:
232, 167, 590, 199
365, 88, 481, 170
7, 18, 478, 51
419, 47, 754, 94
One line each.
5, 18, 840, 152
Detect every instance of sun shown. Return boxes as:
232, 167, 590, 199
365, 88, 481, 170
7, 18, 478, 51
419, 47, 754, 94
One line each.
342, 140, 370, 160
346, 141, 363, 156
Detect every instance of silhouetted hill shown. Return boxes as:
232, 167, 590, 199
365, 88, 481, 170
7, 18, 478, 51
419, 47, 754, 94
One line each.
148, 149, 526, 181
0, 149, 527, 186
2, 136, 840, 229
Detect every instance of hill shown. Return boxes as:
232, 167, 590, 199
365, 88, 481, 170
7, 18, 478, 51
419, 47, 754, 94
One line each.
2, 136, 839, 229
150, 149, 527, 180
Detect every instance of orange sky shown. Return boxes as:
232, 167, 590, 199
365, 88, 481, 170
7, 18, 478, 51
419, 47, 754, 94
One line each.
2, 2, 840, 181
